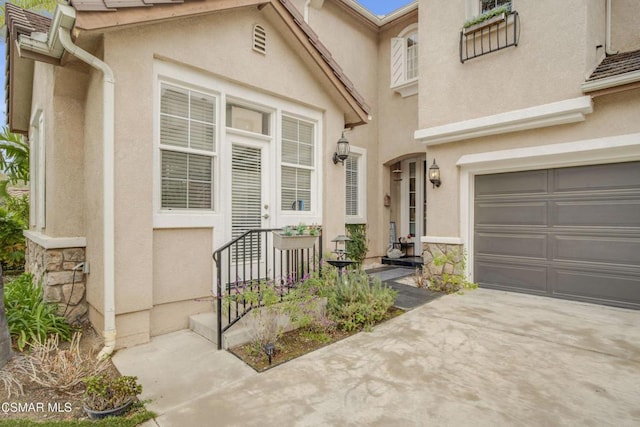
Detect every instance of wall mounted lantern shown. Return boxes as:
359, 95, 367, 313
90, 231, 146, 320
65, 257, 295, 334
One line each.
428, 159, 441, 188
333, 132, 350, 164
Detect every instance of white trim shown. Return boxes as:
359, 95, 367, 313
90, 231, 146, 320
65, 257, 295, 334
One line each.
24, 230, 86, 249
457, 132, 640, 283
345, 146, 367, 224
421, 236, 463, 245
582, 71, 640, 93
415, 96, 593, 146
393, 79, 418, 98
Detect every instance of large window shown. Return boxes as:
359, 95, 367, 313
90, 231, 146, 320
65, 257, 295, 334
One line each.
281, 116, 314, 212
345, 147, 366, 223
390, 24, 419, 97
159, 83, 216, 210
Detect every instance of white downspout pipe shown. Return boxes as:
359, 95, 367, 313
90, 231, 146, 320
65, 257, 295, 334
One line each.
605, 0, 618, 55
303, 0, 311, 23
57, 22, 117, 359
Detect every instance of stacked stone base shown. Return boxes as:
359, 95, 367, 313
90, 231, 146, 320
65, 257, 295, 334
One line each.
421, 241, 464, 283
25, 239, 88, 324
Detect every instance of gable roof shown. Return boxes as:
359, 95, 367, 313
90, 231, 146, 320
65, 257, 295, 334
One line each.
7, 0, 372, 128
5, 3, 55, 133
582, 49, 640, 94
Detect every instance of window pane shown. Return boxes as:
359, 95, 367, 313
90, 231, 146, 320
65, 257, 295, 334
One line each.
191, 93, 215, 123
226, 103, 270, 135
161, 85, 188, 117
160, 116, 188, 148
281, 116, 314, 211
190, 121, 215, 152
345, 156, 359, 217
161, 150, 213, 210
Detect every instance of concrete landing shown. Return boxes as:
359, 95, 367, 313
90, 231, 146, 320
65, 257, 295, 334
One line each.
113, 289, 640, 427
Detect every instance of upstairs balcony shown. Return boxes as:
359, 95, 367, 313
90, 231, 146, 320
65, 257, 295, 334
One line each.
460, 10, 520, 63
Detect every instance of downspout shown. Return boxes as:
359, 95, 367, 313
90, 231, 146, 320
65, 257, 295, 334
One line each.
303, 0, 311, 22
56, 10, 117, 359
605, 0, 618, 55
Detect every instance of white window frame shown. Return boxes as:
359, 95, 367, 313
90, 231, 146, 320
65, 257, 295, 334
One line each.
345, 146, 366, 224
278, 112, 320, 220
29, 109, 45, 230
153, 60, 323, 236
158, 81, 218, 213
390, 23, 419, 98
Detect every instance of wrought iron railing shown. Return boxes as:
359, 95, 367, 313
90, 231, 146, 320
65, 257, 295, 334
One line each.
212, 228, 323, 350
460, 11, 519, 63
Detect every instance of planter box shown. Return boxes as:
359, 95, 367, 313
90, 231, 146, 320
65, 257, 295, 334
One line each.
463, 13, 507, 34
273, 233, 318, 250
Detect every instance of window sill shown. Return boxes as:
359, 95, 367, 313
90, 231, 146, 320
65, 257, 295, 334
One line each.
391, 79, 418, 98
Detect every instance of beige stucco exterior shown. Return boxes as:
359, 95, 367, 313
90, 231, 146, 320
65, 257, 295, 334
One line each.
12, 0, 640, 348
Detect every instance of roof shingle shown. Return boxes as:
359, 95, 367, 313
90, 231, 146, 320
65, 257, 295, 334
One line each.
587, 49, 640, 81
5, 3, 52, 37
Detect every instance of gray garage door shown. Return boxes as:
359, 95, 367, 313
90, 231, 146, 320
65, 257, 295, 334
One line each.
474, 161, 640, 309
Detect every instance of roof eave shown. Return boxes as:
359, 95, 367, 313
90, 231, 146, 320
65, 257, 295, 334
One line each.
582, 70, 640, 94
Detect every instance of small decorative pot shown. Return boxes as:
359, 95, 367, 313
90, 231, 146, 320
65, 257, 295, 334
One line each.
83, 399, 133, 420
273, 233, 318, 250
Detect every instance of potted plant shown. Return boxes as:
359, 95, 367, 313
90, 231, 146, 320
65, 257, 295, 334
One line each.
82, 374, 142, 419
273, 223, 319, 250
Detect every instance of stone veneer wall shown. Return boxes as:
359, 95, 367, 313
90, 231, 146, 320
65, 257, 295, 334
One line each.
421, 242, 464, 281
25, 238, 88, 324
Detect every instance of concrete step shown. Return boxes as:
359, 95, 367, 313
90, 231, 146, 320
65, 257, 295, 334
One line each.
188, 312, 253, 349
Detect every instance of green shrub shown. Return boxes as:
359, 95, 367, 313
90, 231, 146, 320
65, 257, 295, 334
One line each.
429, 249, 478, 294
4, 273, 72, 351
326, 270, 397, 332
345, 224, 368, 266
0, 199, 27, 273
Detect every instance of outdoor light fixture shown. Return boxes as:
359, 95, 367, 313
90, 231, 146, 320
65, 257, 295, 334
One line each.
428, 159, 441, 188
333, 132, 350, 164
264, 343, 275, 365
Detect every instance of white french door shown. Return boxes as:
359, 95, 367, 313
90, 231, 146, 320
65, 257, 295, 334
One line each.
401, 157, 428, 255
230, 136, 271, 242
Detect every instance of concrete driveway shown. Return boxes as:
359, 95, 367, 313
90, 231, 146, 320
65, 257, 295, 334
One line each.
114, 288, 640, 426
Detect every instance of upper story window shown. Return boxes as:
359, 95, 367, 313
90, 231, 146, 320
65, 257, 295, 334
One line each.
159, 83, 217, 210
480, 0, 510, 13
390, 23, 419, 97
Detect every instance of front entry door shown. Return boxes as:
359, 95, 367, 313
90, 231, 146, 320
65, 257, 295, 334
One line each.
402, 157, 427, 255
231, 139, 270, 242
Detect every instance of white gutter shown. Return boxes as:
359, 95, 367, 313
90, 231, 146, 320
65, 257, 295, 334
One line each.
582, 70, 640, 93
605, 0, 618, 55
17, 4, 117, 359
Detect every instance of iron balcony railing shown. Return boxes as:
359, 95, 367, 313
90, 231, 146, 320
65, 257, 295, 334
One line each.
212, 228, 323, 350
460, 11, 520, 63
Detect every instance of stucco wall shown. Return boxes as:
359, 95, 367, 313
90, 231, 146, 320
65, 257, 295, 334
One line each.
611, 0, 640, 53
419, 0, 593, 129
75, 5, 356, 347
425, 88, 640, 237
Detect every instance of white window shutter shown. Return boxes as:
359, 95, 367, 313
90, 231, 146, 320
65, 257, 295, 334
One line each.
390, 37, 406, 88
345, 156, 359, 217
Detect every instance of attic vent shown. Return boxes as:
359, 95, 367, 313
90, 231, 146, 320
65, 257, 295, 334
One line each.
253, 25, 267, 54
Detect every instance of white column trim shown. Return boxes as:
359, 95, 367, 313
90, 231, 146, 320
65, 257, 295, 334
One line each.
414, 96, 593, 146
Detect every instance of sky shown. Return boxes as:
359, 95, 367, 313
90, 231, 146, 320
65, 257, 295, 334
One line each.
0, 0, 415, 126
357, 0, 414, 16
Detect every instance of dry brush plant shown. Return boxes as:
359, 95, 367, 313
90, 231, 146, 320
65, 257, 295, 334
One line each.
0, 356, 28, 398
21, 332, 109, 395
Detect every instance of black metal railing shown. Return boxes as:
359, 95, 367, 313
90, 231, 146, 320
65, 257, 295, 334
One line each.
212, 228, 323, 350
460, 11, 519, 63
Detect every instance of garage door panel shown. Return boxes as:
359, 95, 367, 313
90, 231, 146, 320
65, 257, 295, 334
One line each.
554, 162, 640, 193
475, 261, 547, 293
476, 232, 547, 259
475, 169, 548, 196
552, 268, 640, 308
474, 161, 640, 309
552, 200, 640, 228
475, 202, 547, 226
553, 235, 640, 266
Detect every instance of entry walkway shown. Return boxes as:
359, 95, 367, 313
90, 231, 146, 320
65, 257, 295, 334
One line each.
113, 289, 640, 426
